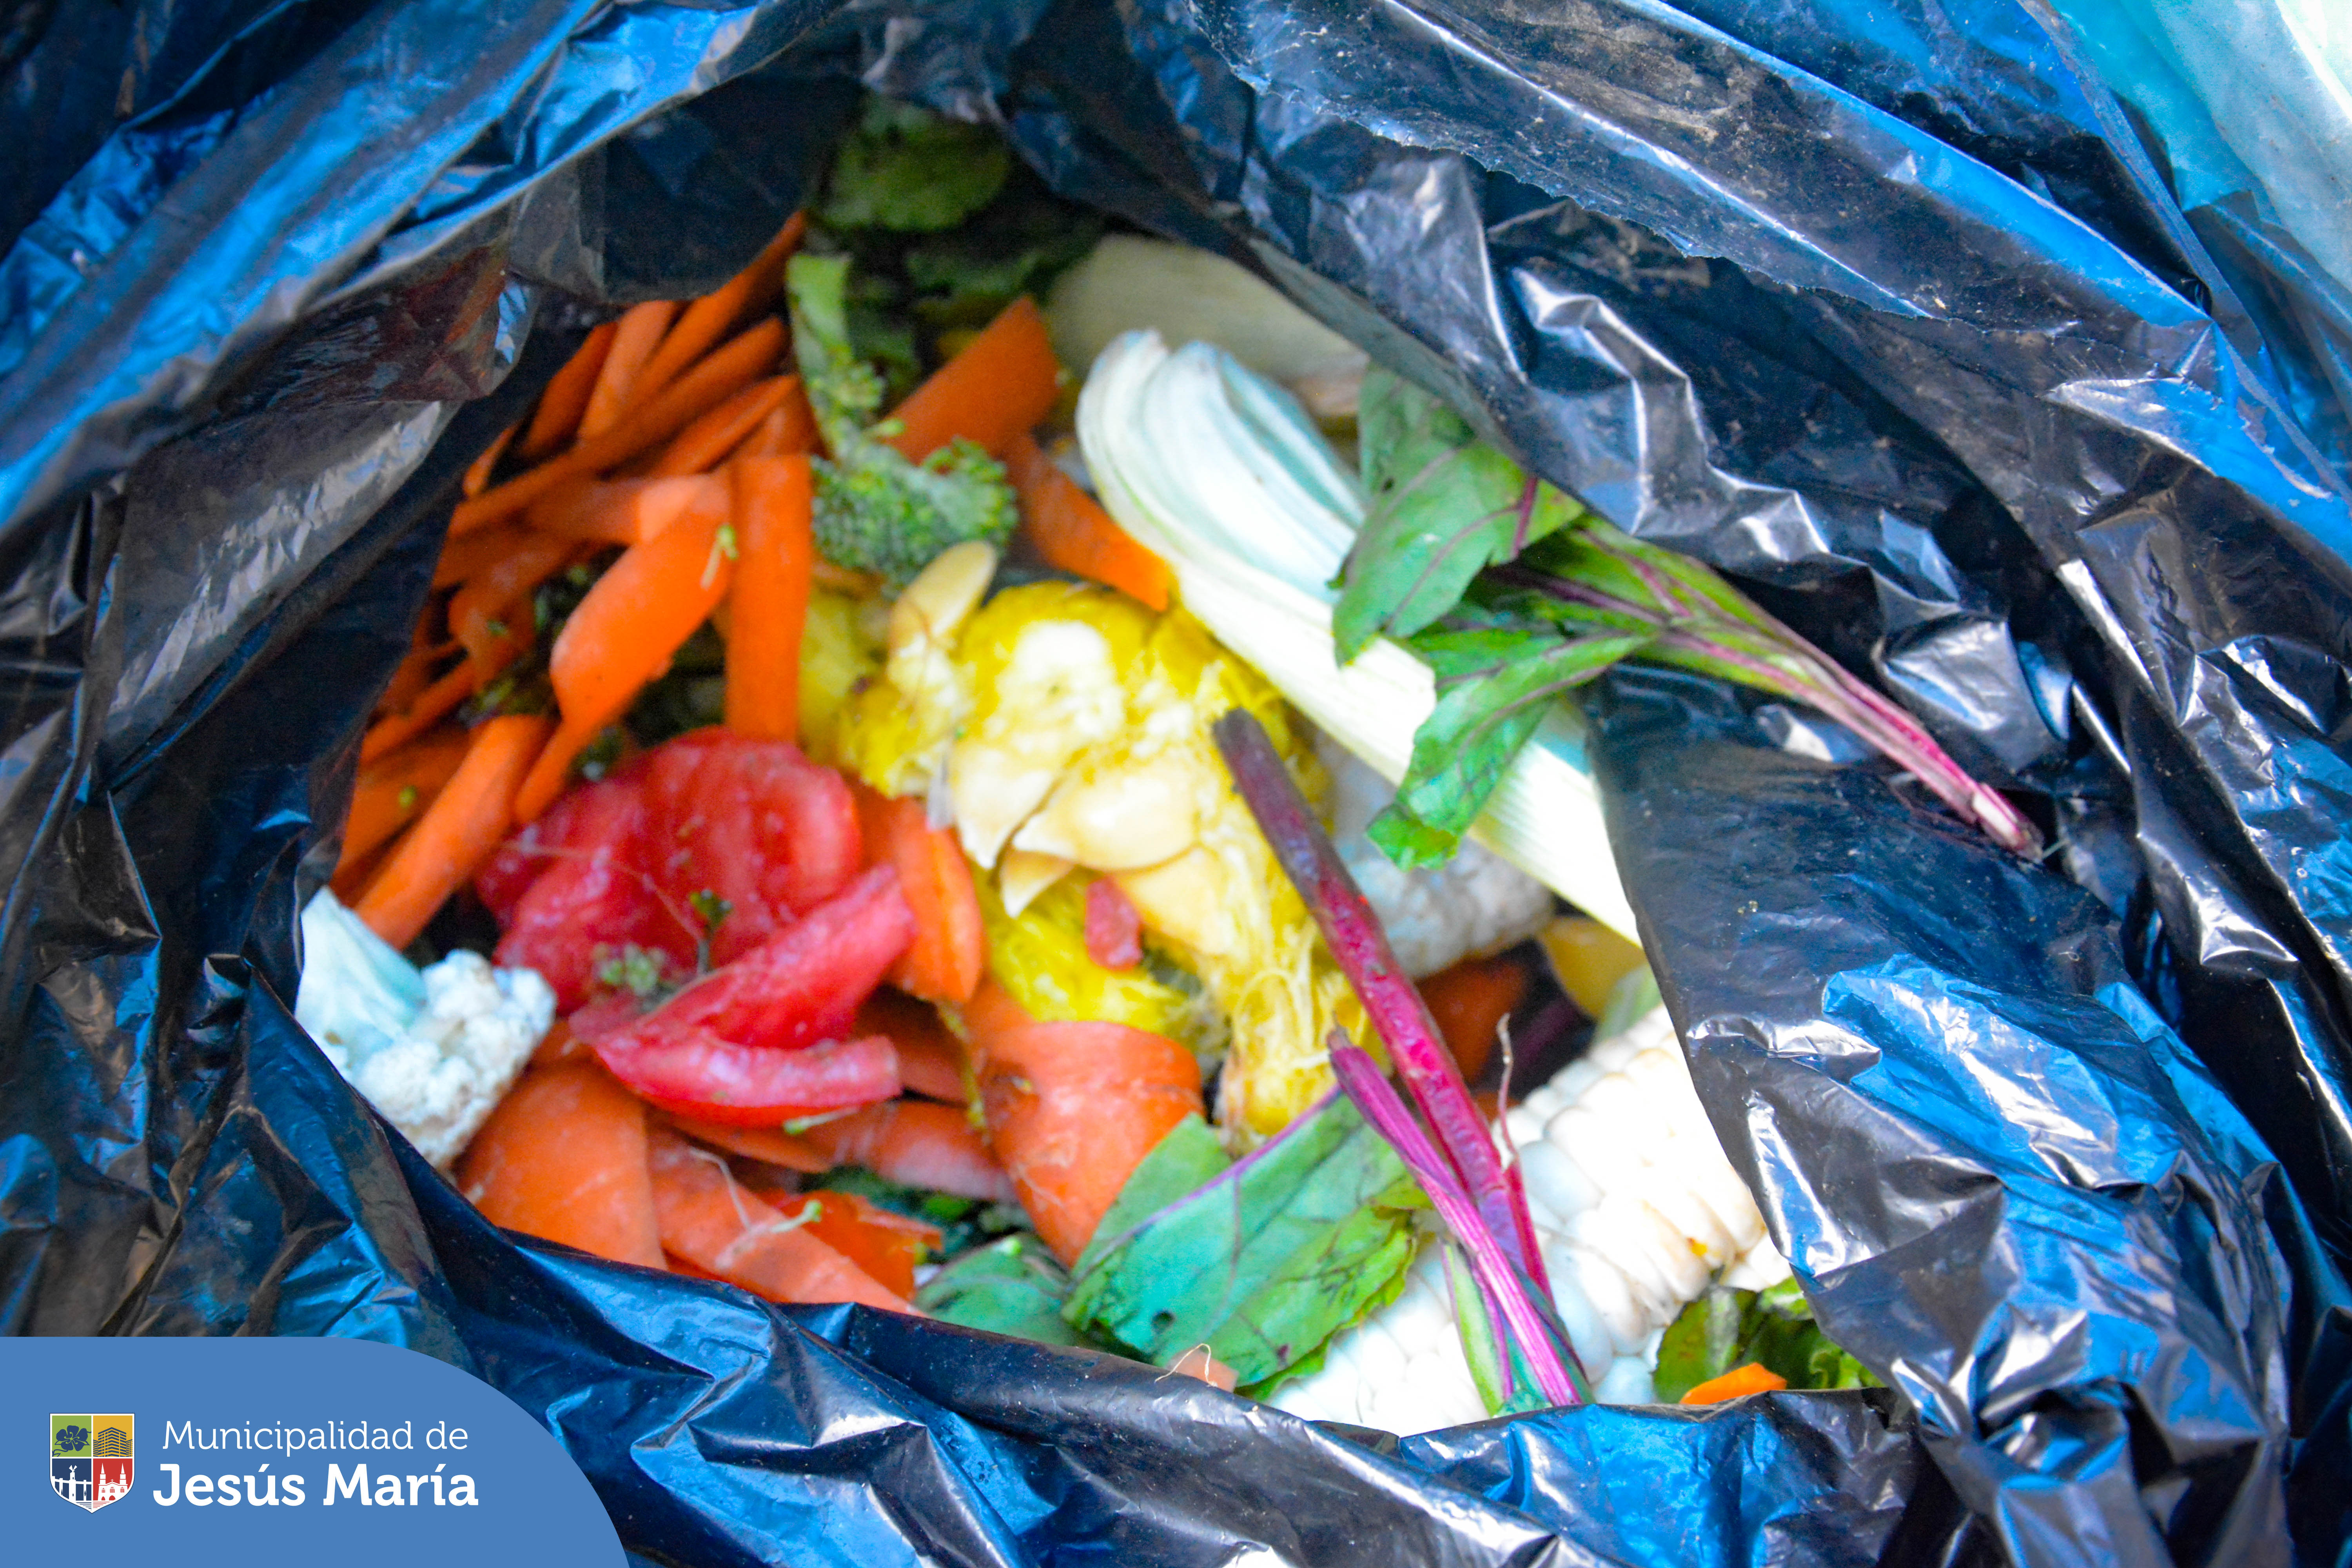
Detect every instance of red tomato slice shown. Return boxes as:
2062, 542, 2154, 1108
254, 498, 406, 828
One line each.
476, 775, 606, 924
608, 865, 913, 1056
638, 729, 863, 965
595, 1033, 902, 1123
493, 780, 696, 1012
1084, 876, 1144, 969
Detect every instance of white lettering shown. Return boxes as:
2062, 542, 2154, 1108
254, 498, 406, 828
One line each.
217, 1474, 241, 1506
391, 1421, 413, 1451
325, 1463, 368, 1505
152, 1463, 181, 1506
374, 1472, 404, 1506
186, 1474, 213, 1506
282, 1473, 306, 1506
163, 1421, 195, 1450
447, 1474, 477, 1506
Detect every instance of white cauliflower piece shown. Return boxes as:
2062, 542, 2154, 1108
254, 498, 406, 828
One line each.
294, 889, 554, 1168
1268, 997, 1788, 1434
1319, 736, 1555, 978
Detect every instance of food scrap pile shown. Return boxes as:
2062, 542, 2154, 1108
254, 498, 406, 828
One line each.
294, 98, 2006, 1426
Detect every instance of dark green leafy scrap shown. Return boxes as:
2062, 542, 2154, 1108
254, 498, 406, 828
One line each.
1334, 369, 1581, 661
1652, 1278, 1878, 1402
1367, 625, 1648, 868
1062, 1098, 1427, 1390
818, 97, 1010, 234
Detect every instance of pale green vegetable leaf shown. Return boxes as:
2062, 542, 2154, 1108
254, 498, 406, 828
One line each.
819, 98, 1010, 234
914, 1235, 1088, 1346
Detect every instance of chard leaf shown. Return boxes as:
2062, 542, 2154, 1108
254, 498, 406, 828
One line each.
1334, 370, 1581, 662
1370, 626, 1650, 867
1063, 1094, 1427, 1387
819, 98, 1010, 234
914, 1235, 1087, 1346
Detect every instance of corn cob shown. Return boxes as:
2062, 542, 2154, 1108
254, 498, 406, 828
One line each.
1268, 1002, 1790, 1434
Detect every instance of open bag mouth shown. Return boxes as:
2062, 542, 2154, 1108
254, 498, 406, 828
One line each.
4, 3, 2351, 1565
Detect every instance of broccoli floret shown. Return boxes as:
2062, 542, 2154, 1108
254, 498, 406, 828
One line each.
788, 251, 1017, 588
815, 439, 1016, 588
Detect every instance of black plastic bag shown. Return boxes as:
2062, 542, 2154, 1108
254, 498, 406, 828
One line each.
4, 1, 2350, 1563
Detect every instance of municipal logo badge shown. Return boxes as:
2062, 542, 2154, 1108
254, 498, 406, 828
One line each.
51, 1413, 132, 1511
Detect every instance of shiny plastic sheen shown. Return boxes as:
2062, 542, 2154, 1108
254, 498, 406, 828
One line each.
2, 1, 2349, 1563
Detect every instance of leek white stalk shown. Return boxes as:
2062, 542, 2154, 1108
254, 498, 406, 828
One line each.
1078, 332, 1638, 940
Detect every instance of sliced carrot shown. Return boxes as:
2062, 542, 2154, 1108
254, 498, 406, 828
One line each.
529, 1017, 581, 1069
801, 1099, 1016, 1204
851, 783, 984, 1004
457, 1061, 664, 1268
1420, 953, 1528, 1086
1004, 432, 1172, 612
1680, 1363, 1789, 1405
520, 322, 620, 460
723, 455, 815, 743
462, 421, 520, 498
377, 616, 445, 714
731, 385, 821, 462
958, 977, 1036, 1058
356, 714, 552, 949
446, 532, 569, 685
646, 1122, 909, 1312
855, 987, 966, 1103
977, 1022, 1201, 1265
359, 660, 480, 764
798, 1189, 940, 1298
512, 502, 737, 822
579, 300, 682, 439
331, 836, 393, 905
451, 316, 788, 536
663, 1113, 829, 1174
526, 474, 726, 547
338, 728, 473, 875
633, 212, 806, 403
649, 375, 799, 478
882, 296, 1062, 462
434, 523, 538, 590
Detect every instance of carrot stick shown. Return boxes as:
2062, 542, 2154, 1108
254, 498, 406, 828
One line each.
645, 1122, 909, 1311
512, 502, 737, 822
356, 714, 552, 949
526, 475, 726, 546
855, 987, 966, 1103
434, 524, 539, 590
978, 1020, 1203, 1264
446, 532, 570, 684
633, 212, 806, 403
520, 322, 619, 460
662, 1113, 829, 1174
579, 301, 682, 439
1680, 1363, 1789, 1405
802, 1099, 1017, 1205
457, 1061, 664, 1268
331, 836, 393, 904
649, 375, 798, 477
799, 1189, 940, 1298
450, 317, 788, 537
722, 455, 815, 742
1004, 432, 1172, 611
850, 782, 984, 1003
360, 661, 479, 763
1419, 954, 1528, 1086
881, 296, 1062, 462
376, 615, 445, 715
338, 729, 473, 874
731, 385, 821, 462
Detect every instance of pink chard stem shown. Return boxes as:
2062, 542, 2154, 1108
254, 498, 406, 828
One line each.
1212, 709, 1552, 1294
1330, 1040, 1585, 1405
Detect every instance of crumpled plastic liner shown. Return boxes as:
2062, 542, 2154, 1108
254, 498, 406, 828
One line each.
4, 0, 2352, 1562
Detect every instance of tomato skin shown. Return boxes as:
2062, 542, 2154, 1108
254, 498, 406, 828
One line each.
493, 780, 694, 1011
596, 1033, 902, 1121
638, 729, 863, 965
1084, 877, 1144, 969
